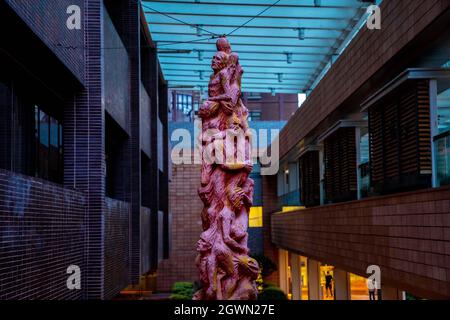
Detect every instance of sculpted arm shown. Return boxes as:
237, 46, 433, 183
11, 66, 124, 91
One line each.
208, 72, 232, 102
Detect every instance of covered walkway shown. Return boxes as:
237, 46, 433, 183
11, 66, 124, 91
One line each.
143, 0, 377, 94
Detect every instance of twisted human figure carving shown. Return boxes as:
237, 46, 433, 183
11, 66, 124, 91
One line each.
194, 37, 259, 300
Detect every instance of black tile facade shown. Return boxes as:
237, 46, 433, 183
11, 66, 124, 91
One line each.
0, 169, 85, 300
65, 0, 104, 299
104, 197, 130, 299
0, 0, 169, 300
6, 0, 85, 84
140, 207, 151, 274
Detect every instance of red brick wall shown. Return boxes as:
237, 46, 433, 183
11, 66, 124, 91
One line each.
262, 175, 281, 284
279, 0, 450, 159
271, 187, 450, 299
157, 161, 203, 291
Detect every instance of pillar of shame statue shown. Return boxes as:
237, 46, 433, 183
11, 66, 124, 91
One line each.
193, 37, 260, 300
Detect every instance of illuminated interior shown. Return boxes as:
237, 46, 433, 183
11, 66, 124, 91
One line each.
300, 256, 308, 300
249, 206, 263, 227
281, 206, 305, 213
349, 273, 370, 300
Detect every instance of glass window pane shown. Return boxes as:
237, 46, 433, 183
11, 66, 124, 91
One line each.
435, 135, 450, 186
435, 78, 450, 187
360, 133, 369, 164
34, 106, 39, 138
438, 88, 450, 134
59, 124, 63, 153
39, 110, 49, 147
38, 109, 49, 179
50, 117, 58, 147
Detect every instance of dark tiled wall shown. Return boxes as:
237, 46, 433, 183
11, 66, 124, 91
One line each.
119, 0, 142, 285
272, 187, 450, 299
140, 207, 151, 274
0, 169, 85, 300
104, 197, 130, 300
6, 0, 85, 83
104, 8, 130, 133
140, 84, 151, 158
149, 48, 160, 271
63, 0, 104, 299
159, 81, 170, 259
2, 0, 166, 300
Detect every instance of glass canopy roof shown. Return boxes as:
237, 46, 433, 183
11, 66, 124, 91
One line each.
142, 0, 378, 94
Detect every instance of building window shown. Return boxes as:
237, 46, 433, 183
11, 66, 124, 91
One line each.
248, 110, 261, 121
249, 206, 263, 227
35, 106, 63, 183
359, 128, 370, 198
434, 79, 450, 187
176, 94, 193, 115
105, 113, 128, 200
0, 80, 63, 184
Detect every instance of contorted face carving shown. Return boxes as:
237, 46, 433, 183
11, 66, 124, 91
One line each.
211, 51, 228, 71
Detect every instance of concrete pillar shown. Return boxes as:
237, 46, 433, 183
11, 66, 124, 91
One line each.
307, 259, 321, 300
278, 249, 289, 294
382, 285, 402, 300
334, 269, 350, 300
290, 253, 302, 300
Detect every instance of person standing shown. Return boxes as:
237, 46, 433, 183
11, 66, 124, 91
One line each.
367, 278, 377, 300
325, 271, 333, 298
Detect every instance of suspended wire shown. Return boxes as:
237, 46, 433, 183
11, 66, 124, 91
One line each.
139, 0, 219, 37
54, 0, 284, 51
54, 0, 219, 51
226, 0, 283, 36
146, 0, 284, 47
157, 35, 219, 47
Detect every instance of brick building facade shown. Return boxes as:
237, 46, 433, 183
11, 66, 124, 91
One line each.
157, 156, 203, 291
268, 0, 450, 300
